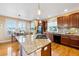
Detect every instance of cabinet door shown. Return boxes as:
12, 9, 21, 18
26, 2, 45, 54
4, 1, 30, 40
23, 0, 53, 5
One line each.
69, 13, 79, 27
61, 36, 70, 45
69, 14, 73, 27
57, 12, 79, 28
57, 16, 63, 27
42, 20, 47, 32
63, 16, 69, 27
72, 13, 78, 27
69, 14, 76, 27
76, 13, 79, 28
69, 36, 79, 46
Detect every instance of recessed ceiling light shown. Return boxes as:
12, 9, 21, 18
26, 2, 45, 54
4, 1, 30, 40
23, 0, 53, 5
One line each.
64, 9, 68, 12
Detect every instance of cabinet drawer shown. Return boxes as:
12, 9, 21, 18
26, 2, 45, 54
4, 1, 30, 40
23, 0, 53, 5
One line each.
69, 36, 79, 46
61, 37, 70, 45
70, 39, 79, 46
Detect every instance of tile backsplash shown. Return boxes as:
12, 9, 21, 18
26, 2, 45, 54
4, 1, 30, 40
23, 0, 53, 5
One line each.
58, 28, 79, 34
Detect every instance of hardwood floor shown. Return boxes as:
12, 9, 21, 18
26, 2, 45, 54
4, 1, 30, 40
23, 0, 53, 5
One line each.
0, 41, 79, 56
0, 42, 19, 56
51, 43, 79, 56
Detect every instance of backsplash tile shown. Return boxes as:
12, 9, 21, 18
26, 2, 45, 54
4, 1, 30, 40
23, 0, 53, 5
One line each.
58, 28, 79, 34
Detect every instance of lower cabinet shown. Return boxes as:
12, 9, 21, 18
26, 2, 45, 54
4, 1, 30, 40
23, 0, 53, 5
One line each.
41, 43, 51, 56
69, 36, 79, 47
45, 32, 54, 42
61, 35, 79, 48
61, 35, 70, 46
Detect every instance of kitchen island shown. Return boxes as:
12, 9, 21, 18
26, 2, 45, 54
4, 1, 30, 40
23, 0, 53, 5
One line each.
15, 34, 51, 56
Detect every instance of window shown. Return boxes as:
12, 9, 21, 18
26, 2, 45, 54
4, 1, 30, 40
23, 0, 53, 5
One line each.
6, 19, 16, 32
31, 21, 35, 32
18, 21, 26, 31
47, 22, 58, 32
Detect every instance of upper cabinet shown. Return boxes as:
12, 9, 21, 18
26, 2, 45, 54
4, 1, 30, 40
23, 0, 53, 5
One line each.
63, 16, 69, 27
69, 13, 78, 27
57, 16, 63, 27
57, 16, 69, 27
57, 12, 79, 28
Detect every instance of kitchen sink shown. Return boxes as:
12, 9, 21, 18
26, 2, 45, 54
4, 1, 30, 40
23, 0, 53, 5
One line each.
35, 34, 48, 39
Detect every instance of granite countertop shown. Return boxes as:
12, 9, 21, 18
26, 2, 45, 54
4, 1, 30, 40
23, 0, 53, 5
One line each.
58, 33, 79, 36
52, 32, 79, 36
15, 35, 51, 55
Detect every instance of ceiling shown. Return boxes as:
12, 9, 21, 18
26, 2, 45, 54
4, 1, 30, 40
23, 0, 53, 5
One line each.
0, 3, 79, 20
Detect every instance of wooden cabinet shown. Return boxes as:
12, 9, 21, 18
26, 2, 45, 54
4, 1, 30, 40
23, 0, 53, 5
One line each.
45, 32, 54, 42
75, 13, 79, 27
57, 12, 79, 28
69, 36, 79, 47
77, 13, 79, 27
63, 16, 69, 27
41, 43, 51, 56
57, 16, 63, 27
69, 12, 79, 27
69, 14, 74, 27
73, 12, 79, 27
61, 35, 70, 46
69, 13, 78, 27
42, 20, 47, 32
61, 35, 79, 48
57, 16, 69, 27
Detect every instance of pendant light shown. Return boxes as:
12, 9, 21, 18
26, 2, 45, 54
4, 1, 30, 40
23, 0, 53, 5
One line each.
38, 3, 41, 15
37, 3, 41, 19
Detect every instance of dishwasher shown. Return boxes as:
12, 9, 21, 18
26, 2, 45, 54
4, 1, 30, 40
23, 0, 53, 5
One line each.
53, 34, 61, 44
